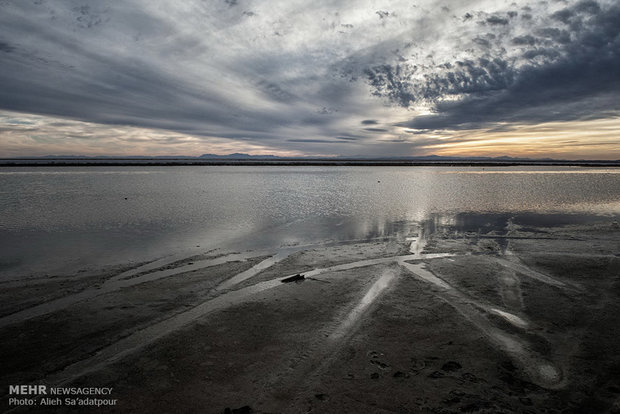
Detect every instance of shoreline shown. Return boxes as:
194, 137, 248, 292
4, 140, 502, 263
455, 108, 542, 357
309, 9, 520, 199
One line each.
1, 159, 619, 168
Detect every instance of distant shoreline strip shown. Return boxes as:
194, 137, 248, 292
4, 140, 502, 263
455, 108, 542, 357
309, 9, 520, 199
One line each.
1, 159, 619, 167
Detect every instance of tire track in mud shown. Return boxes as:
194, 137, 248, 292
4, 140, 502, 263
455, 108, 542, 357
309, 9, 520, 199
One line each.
21, 252, 297, 389
493, 257, 568, 289
32, 258, 403, 391
0, 252, 269, 329
6, 237, 577, 398
262, 266, 401, 413
0, 233, 451, 329
399, 260, 567, 389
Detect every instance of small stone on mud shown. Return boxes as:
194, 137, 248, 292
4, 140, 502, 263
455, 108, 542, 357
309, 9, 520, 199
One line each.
428, 371, 444, 379
281, 274, 305, 283
315, 393, 329, 401
367, 350, 381, 358
393, 371, 409, 378
370, 372, 380, 379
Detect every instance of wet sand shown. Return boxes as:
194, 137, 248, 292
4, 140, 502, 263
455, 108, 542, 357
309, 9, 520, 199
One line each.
1, 219, 620, 413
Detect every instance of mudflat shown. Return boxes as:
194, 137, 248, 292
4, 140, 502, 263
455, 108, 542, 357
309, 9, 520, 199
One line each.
1, 218, 619, 413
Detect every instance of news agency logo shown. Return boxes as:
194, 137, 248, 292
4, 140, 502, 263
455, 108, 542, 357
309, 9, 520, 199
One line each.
9, 385, 47, 395
8, 385, 117, 407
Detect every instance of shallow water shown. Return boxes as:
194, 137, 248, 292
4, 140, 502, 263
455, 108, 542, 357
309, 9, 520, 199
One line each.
0, 166, 618, 278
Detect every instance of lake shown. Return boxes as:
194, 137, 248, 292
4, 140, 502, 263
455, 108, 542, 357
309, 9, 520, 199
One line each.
1, 165, 618, 279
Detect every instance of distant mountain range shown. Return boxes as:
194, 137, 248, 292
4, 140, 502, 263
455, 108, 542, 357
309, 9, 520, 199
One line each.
199, 153, 607, 162
1, 154, 617, 164
199, 153, 280, 159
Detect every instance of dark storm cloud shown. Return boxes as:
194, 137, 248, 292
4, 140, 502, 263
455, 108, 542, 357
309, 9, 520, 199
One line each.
364, 64, 417, 107
366, 0, 620, 131
0, 41, 15, 53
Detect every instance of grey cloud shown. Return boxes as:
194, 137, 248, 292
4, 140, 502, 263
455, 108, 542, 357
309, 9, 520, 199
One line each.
573, 0, 600, 14
0, 3, 312, 143
317, 107, 338, 115
0, 41, 15, 53
536, 28, 571, 44
550, 9, 573, 24
363, 128, 388, 132
473, 37, 491, 47
72, 5, 109, 29
287, 139, 345, 144
404, 129, 428, 135
364, 64, 416, 107
48, 122, 74, 127
256, 80, 296, 103
522, 48, 560, 59
486, 16, 509, 25
361, 120, 378, 125
374, 1, 620, 131
335, 133, 364, 139
512, 35, 536, 45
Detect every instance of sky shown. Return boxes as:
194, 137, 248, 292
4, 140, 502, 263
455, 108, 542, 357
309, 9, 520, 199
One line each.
0, 0, 619, 159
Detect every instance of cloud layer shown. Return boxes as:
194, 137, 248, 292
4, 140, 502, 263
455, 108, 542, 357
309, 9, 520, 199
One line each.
0, 0, 618, 158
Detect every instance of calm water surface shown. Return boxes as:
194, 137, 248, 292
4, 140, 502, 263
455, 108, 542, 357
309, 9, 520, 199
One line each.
1, 166, 618, 278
